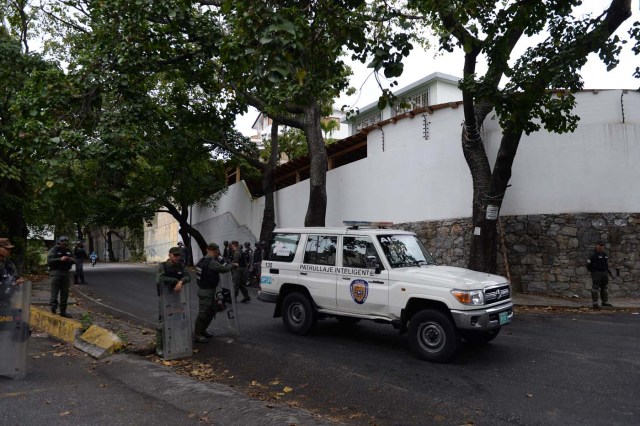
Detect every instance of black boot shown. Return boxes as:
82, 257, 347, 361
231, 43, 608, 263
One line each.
59, 311, 72, 318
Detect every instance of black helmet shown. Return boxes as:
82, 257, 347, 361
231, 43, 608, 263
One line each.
244, 242, 251, 248
58, 236, 70, 244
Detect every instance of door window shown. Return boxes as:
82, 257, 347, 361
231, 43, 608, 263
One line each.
303, 235, 337, 266
267, 233, 300, 262
342, 236, 382, 269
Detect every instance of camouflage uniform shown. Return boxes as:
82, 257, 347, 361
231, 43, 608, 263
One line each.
231, 244, 250, 301
194, 252, 235, 339
587, 242, 612, 307
47, 239, 76, 316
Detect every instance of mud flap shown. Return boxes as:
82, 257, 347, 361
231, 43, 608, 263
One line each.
160, 282, 193, 360
0, 279, 31, 379
219, 272, 240, 336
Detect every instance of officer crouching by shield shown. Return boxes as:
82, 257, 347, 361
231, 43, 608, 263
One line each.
0, 237, 31, 379
155, 246, 191, 358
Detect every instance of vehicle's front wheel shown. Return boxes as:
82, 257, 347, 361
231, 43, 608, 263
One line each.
282, 292, 317, 335
408, 309, 460, 363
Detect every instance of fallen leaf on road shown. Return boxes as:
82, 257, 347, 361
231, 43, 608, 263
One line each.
52, 352, 66, 357
283, 386, 293, 393
59, 411, 71, 416
526, 393, 533, 398
269, 380, 280, 385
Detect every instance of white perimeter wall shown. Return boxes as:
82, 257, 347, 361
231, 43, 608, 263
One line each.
147, 90, 640, 262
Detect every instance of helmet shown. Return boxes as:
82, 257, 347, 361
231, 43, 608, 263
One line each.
58, 236, 70, 244
244, 242, 251, 248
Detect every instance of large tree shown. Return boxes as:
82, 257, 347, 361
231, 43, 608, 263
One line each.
396, 0, 636, 273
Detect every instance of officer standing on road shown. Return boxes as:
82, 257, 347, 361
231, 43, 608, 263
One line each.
230, 241, 251, 303
155, 246, 191, 356
222, 241, 231, 263
73, 240, 89, 285
587, 241, 613, 309
193, 243, 237, 343
48, 236, 75, 318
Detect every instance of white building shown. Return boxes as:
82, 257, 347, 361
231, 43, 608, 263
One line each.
144, 74, 640, 297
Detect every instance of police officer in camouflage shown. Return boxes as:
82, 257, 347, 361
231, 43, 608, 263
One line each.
1, 238, 25, 304
47, 236, 76, 317
155, 246, 191, 356
231, 241, 251, 303
193, 243, 237, 343
587, 241, 613, 309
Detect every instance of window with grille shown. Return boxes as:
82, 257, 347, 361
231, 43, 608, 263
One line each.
354, 112, 382, 131
393, 90, 429, 116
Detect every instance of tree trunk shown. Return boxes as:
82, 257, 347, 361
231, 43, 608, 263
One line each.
260, 121, 279, 243
303, 102, 328, 227
106, 230, 116, 262
466, 126, 523, 273
178, 227, 193, 266
164, 203, 209, 257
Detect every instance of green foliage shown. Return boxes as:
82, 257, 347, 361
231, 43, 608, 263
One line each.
403, 1, 636, 135
80, 312, 93, 330
23, 239, 48, 274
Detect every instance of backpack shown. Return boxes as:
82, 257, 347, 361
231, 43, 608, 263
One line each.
195, 257, 219, 288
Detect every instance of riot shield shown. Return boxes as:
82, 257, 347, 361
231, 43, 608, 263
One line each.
160, 281, 193, 360
219, 272, 240, 336
0, 279, 31, 380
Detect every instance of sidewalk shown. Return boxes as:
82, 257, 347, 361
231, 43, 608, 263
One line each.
511, 292, 640, 310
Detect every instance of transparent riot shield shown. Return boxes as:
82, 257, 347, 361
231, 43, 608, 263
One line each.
160, 281, 193, 360
0, 279, 31, 380
219, 272, 240, 336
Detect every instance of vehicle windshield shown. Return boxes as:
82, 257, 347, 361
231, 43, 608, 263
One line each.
377, 234, 437, 268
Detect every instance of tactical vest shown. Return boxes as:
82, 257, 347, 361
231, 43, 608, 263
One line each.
49, 247, 74, 271
162, 262, 186, 281
196, 257, 220, 289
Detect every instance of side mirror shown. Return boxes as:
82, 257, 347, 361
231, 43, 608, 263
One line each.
375, 263, 382, 275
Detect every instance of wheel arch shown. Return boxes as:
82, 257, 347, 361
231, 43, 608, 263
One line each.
274, 284, 315, 318
401, 297, 454, 330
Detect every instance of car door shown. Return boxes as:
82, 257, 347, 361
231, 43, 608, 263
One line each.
298, 234, 338, 309
337, 235, 389, 316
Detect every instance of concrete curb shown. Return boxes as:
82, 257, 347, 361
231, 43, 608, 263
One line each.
29, 306, 123, 359
29, 306, 82, 342
75, 325, 124, 359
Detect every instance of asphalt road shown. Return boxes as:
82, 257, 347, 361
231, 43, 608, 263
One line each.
76, 263, 640, 426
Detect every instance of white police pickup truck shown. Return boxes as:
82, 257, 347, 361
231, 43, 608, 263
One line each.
257, 222, 513, 362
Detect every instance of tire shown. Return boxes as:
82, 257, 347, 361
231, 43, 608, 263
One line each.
461, 328, 500, 345
408, 309, 460, 363
336, 316, 361, 325
282, 292, 317, 335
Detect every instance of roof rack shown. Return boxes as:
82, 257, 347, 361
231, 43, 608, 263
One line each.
343, 221, 395, 230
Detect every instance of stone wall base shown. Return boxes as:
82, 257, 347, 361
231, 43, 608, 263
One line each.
398, 213, 640, 298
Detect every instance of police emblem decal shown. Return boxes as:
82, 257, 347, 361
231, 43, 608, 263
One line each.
350, 279, 369, 304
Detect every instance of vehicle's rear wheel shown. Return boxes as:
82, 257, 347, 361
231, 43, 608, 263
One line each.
408, 309, 460, 363
336, 316, 361, 325
461, 328, 501, 345
282, 292, 317, 335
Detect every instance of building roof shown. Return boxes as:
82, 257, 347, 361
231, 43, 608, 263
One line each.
348, 72, 462, 119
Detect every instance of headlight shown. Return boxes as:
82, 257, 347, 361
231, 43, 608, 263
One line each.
451, 289, 485, 305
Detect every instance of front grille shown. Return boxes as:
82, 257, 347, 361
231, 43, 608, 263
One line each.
485, 284, 511, 304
